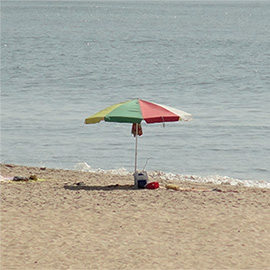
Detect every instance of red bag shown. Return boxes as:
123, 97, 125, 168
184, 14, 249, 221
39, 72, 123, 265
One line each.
146, 182, 159, 189
131, 123, 143, 137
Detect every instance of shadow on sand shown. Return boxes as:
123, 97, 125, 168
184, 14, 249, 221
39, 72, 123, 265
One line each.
63, 183, 135, 191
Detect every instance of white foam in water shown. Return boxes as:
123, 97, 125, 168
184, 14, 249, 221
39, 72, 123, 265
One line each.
74, 162, 270, 189
148, 171, 270, 189
74, 162, 92, 172
74, 162, 130, 176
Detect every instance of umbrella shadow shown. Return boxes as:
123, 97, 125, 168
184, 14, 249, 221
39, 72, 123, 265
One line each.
63, 183, 135, 191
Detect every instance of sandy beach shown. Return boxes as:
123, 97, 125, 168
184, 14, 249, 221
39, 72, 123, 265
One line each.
1, 163, 270, 270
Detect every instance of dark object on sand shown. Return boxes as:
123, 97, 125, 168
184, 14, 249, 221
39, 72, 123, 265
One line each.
13, 176, 29, 182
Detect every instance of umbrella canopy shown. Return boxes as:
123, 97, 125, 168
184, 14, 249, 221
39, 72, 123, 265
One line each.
85, 99, 192, 173
85, 99, 192, 124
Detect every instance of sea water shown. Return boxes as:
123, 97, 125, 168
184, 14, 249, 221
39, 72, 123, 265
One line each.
1, 1, 270, 187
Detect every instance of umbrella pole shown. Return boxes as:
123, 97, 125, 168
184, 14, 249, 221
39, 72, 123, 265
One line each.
134, 123, 138, 173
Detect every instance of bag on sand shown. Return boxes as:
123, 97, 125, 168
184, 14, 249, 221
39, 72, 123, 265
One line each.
146, 182, 159, 189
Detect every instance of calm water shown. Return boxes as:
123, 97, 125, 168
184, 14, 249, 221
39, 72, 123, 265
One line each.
1, 1, 270, 185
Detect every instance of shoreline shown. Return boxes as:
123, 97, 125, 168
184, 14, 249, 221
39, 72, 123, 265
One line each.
1, 163, 270, 269
2, 162, 269, 189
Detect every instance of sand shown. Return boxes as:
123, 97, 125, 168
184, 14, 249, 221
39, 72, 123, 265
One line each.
1, 163, 270, 270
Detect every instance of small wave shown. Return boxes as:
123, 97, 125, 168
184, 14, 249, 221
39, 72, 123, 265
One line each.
148, 171, 270, 189
74, 162, 130, 176
74, 162, 270, 189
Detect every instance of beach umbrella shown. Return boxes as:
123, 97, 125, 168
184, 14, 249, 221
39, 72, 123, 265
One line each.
85, 99, 192, 172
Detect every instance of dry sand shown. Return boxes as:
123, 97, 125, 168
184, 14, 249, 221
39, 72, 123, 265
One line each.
1, 163, 270, 270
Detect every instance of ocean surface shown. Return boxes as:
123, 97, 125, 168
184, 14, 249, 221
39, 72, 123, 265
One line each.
1, 1, 270, 187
